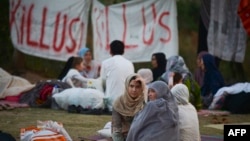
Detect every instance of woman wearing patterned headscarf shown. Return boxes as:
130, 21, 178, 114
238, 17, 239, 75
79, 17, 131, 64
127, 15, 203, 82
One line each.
112, 74, 146, 141
151, 52, 167, 81
161, 55, 202, 110
126, 81, 179, 141
171, 83, 200, 141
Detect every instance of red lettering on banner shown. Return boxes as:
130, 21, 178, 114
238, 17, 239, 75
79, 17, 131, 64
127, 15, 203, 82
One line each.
122, 4, 127, 46
40, 7, 49, 49
27, 4, 38, 47
11, 2, 85, 55
142, 3, 156, 45
95, 7, 104, 49
122, 4, 138, 49
66, 17, 81, 53
10, 0, 21, 43
10, 0, 21, 28
94, 6, 110, 51
78, 22, 84, 51
159, 11, 171, 43
53, 13, 67, 52
105, 7, 110, 50
20, 6, 26, 44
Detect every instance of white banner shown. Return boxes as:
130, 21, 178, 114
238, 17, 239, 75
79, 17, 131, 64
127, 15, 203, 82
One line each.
10, 0, 91, 61
92, 0, 178, 63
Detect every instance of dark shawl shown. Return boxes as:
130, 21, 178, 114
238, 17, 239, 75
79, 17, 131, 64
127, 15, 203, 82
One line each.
151, 53, 167, 81
194, 51, 209, 87
201, 54, 224, 97
58, 56, 75, 80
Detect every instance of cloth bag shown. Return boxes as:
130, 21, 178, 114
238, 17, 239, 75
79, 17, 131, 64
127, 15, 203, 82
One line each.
20, 120, 72, 141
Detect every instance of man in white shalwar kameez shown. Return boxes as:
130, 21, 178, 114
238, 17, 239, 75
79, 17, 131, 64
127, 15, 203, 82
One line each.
100, 40, 134, 112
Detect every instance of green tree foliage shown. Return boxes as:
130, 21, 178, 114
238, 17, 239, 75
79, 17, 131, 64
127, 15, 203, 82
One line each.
177, 0, 200, 31
0, 0, 14, 69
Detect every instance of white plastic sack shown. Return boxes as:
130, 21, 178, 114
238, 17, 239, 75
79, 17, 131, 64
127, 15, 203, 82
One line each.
97, 121, 112, 138
52, 88, 105, 110
86, 78, 104, 93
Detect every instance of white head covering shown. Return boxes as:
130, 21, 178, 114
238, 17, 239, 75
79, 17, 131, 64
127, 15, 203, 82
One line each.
137, 68, 153, 84
171, 83, 189, 105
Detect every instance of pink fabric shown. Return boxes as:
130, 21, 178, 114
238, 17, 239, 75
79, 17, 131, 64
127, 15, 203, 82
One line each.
0, 100, 29, 108
4, 95, 20, 102
39, 84, 53, 101
197, 109, 230, 116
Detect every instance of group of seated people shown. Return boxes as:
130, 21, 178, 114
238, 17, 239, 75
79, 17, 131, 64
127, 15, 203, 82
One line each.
48, 41, 228, 140
112, 74, 200, 141
0, 38, 226, 112
110, 49, 250, 141
55, 44, 224, 111
150, 51, 224, 110
1, 39, 250, 140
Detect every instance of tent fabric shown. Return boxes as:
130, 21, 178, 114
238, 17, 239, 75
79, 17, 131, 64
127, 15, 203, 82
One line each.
207, 0, 247, 63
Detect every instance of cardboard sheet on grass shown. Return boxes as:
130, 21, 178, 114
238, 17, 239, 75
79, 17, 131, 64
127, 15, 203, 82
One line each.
204, 122, 250, 130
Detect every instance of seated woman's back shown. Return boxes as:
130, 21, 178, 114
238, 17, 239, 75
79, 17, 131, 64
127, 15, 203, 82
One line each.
171, 84, 200, 141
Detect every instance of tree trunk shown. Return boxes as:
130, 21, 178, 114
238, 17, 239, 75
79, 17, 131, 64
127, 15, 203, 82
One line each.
12, 48, 25, 75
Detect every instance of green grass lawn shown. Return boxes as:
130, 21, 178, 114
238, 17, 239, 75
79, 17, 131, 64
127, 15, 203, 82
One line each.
1, 108, 250, 141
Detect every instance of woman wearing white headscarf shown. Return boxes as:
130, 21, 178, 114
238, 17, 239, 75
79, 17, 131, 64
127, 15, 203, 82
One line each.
171, 83, 201, 141
137, 68, 153, 102
126, 81, 179, 141
137, 68, 153, 85
112, 74, 146, 141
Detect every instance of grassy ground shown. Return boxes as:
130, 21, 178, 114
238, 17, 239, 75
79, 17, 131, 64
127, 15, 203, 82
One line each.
1, 107, 250, 141
0, 108, 111, 141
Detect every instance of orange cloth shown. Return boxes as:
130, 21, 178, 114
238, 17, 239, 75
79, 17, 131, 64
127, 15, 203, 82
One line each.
20, 126, 66, 141
238, 0, 250, 36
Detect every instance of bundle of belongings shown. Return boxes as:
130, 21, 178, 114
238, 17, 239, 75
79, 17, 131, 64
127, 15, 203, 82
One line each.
52, 87, 105, 115
20, 120, 72, 141
0, 68, 35, 102
209, 82, 250, 114
19, 80, 71, 108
